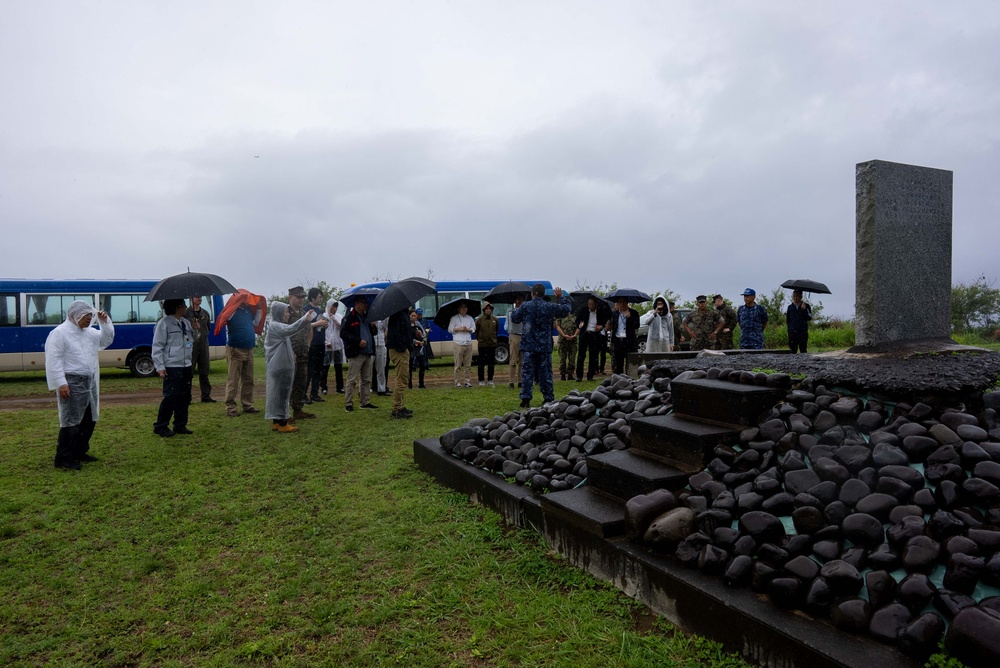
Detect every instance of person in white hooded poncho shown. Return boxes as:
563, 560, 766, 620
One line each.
265, 301, 317, 432
44, 300, 115, 470
643, 295, 674, 353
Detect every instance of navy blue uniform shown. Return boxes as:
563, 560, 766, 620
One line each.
510, 294, 571, 403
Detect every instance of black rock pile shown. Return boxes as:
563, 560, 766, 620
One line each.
627, 369, 1000, 664
440, 372, 670, 492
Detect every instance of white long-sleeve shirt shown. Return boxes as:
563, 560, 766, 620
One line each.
448, 314, 476, 345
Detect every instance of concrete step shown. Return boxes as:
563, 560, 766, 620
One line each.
539, 487, 626, 538
670, 377, 785, 427
586, 449, 692, 502
630, 414, 740, 470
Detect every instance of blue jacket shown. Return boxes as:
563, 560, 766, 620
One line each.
226, 306, 256, 349
510, 295, 571, 353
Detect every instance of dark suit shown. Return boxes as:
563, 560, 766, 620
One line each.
609, 307, 640, 375
575, 306, 605, 381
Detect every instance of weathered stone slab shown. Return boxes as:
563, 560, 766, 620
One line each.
539, 487, 626, 538
853, 159, 954, 350
630, 414, 739, 470
587, 449, 692, 501
670, 377, 785, 427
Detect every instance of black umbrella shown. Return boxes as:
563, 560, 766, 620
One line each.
781, 279, 831, 295
571, 290, 612, 319
367, 277, 437, 321
483, 281, 532, 304
340, 287, 382, 311
433, 298, 482, 330
606, 288, 652, 304
144, 271, 237, 302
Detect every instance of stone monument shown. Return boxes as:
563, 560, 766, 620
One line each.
852, 159, 954, 351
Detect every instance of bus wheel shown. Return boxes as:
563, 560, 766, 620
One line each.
495, 342, 510, 364
129, 351, 156, 378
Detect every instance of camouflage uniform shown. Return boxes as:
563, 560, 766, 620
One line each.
683, 308, 724, 351
510, 294, 571, 404
557, 313, 578, 379
715, 304, 737, 350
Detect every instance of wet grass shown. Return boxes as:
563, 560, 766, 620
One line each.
0, 379, 749, 667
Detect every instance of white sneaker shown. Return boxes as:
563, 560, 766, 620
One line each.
487, 381, 495, 387
456, 382, 462, 388
479, 381, 485, 386
464, 383, 472, 388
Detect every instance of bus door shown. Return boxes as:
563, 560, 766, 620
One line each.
0, 293, 21, 371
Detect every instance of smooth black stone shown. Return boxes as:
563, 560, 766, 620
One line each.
868, 544, 902, 570
945, 554, 986, 596
813, 410, 838, 433
954, 507, 986, 528
698, 544, 730, 575
886, 516, 927, 549
841, 546, 867, 571
958, 424, 989, 442
941, 411, 979, 431
779, 450, 808, 472
823, 500, 849, 527
792, 506, 824, 534
813, 540, 842, 562
865, 570, 898, 610
784, 534, 812, 557
974, 460, 1000, 487
984, 553, 1000, 587
858, 466, 879, 490
758, 419, 787, 443
761, 492, 795, 516
807, 444, 836, 463
927, 444, 962, 467
697, 510, 734, 535
889, 504, 924, 524
784, 469, 821, 496
756, 542, 791, 568
830, 397, 861, 419
831, 597, 872, 634
899, 573, 937, 613
856, 410, 885, 434
961, 441, 992, 467
750, 561, 778, 592
878, 463, 926, 492
723, 554, 753, 587
913, 488, 938, 514
964, 477, 1000, 503
876, 476, 914, 503
901, 435, 939, 463
736, 492, 764, 514
898, 612, 946, 661
819, 426, 847, 446
711, 491, 736, 511
935, 589, 978, 620
784, 555, 820, 581
688, 471, 713, 493
753, 475, 782, 496
872, 443, 909, 467
733, 535, 757, 557
869, 603, 913, 644
626, 488, 680, 541
903, 535, 942, 574
838, 479, 870, 507
788, 414, 811, 435
644, 507, 697, 547
804, 576, 834, 616
944, 535, 980, 557
703, 481, 729, 501
738, 510, 785, 544
819, 559, 863, 596
869, 431, 901, 448
807, 481, 839, 505
925, 463, 967, 485
946, 606, 1000, 668
929, 424, 962, 447
767, 577, 803, 609
928, 510, 968, 541
934, 480, 963, 510
813, 458, 851, 485
684, 495, 709, 514
835, 445, 874, 474
676, 533, 712, 567
794, 492, 822, 510
842, 512, 885, 547
967, 527, 1000, 554
733, 448, 761, 472
855, 493, 900, 524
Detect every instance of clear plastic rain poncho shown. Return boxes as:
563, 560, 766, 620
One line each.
44, 300, 115, 426
644, 295, 674, 353
264, 301, 315, 420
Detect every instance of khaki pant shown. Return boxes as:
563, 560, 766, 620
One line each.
225, 346, 255, 413
345, 354, 373, 409
389, 348, 409, 410
508, 333, 521, 385
453, 343, 473, 385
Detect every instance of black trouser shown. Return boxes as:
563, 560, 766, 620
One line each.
477, 346, 496, 382
576, 331, 602, 380
191, 339, 212, 400
56, 404, 96, 466
307, 345, 326, 397
291, 357, 308, 410
155, 367, 192, 430
612, 337, 629, 375
789, 331, 808, 354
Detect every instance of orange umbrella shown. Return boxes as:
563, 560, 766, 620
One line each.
213, 289, 267, 336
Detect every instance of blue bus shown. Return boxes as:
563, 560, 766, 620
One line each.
342, 279, 554, 363
0, 279, 227, 377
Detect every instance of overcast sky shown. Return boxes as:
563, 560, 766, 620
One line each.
2, 1, 998, 317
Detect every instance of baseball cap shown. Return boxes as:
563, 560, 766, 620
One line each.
742, 288, 756, 296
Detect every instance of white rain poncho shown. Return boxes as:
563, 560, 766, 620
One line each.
644, 295, 674, 353
44, 300, 115, 427
264, 301, 315, 420
324, 299, 344, 352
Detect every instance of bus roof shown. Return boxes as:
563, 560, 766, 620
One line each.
0, 278, 162, 292
344, 279, 554, 293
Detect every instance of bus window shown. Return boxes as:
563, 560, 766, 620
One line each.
415, 294, 437, 318
27, 294, 94, 325
437, 292, 465, 312
101, 294, 163, 323
491, 303, 511, 318
0, 294, 17, 326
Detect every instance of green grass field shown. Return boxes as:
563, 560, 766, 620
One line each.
0, 368, 750, 667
